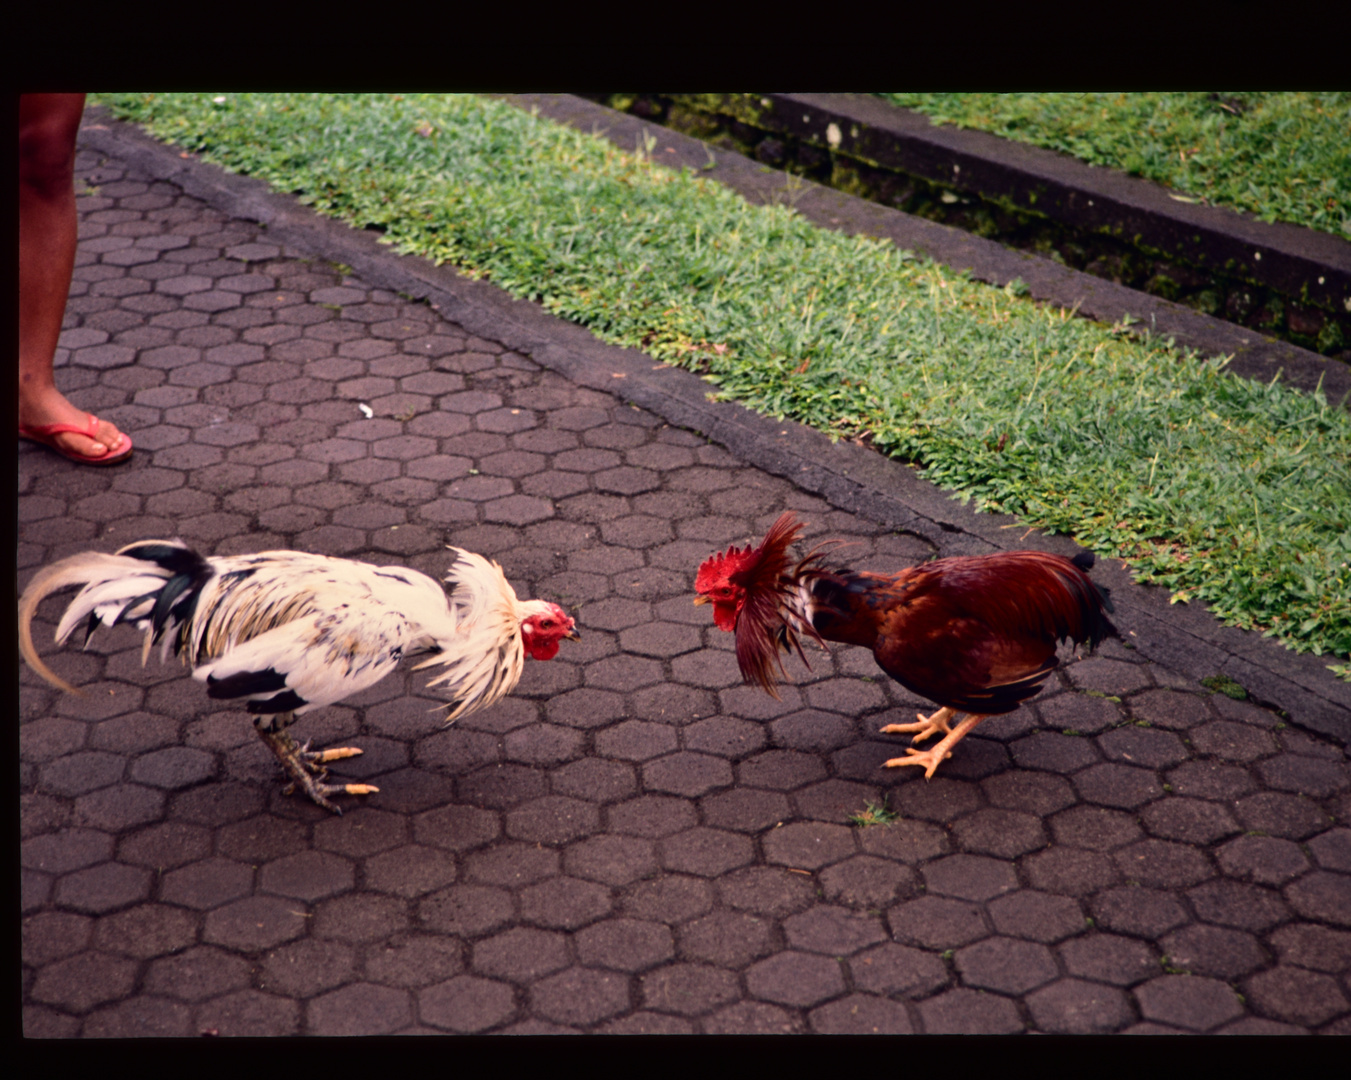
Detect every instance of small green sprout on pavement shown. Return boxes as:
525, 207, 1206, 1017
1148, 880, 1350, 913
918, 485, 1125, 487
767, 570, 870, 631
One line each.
1201, 674, 1249, 700
849, 797, 899, 828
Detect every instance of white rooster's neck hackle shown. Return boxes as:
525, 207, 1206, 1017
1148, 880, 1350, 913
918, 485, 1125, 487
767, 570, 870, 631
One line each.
412, 546, 538, 720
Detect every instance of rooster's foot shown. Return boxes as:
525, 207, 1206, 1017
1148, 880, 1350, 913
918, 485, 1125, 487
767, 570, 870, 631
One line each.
881, 712, 987, 781
883, 746, 953, 780
259, 727, 379, 814
879, 706, 957, 745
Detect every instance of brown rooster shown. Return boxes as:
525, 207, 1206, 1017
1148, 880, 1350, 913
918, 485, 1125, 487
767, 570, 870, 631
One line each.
20, 539, 578, 811
695, 512, 1116, 778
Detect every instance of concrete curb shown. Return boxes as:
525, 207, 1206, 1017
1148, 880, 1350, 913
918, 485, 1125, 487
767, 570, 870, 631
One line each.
77, 105, 1350, 745
727, 93, 1350, 316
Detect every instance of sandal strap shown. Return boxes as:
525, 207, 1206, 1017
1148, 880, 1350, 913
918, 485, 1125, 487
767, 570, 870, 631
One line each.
19, 414, 100, 439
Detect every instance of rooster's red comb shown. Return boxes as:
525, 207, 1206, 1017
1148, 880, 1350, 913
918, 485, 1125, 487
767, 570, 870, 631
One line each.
695, 541, 754, 593
695, 513, 807, 594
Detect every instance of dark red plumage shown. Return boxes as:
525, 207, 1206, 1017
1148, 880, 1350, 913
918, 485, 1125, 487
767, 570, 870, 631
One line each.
800, 549, 1116, 715
695, 512, 1117, 776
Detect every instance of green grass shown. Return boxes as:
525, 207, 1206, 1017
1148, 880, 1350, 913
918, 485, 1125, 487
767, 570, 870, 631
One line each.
878, 93, 1351, 239
848, 799, 900, 827
1201, 674, 1249, 701
93, 93, 1351, 675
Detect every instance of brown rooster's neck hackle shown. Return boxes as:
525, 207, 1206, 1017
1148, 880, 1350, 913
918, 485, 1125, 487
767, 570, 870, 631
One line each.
697, 512, 833, 697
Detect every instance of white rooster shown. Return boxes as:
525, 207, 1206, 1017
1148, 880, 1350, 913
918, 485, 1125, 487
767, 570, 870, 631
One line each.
19, 539, 579, 812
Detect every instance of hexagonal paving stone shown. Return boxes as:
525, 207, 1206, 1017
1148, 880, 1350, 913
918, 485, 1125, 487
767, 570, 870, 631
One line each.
418, 975, 516, 1033
955, 936, 1059, 995
575, 918, 675, 972
160, 857, 254, 909
888, 895, 989, 951
643, 752, 733, 798
1058, 933, 1158, 987
472, 927, 571, 983
783, 905, 889, 957
921, 854, 1019, 902
660, 828, 754, 877
1237, 973, 1345, 1032
203, 896, 311, 951
1157, 924, 1268, 980
745, 951, 847, 1008
1186, 879, 1291, 932
309, 983, 413, 1036
563, 834, 658, 886
29, 951, 140, 1014
1235, 792, 1332, 840
917, 987, 1024, 1034
1139, 797, 1240, 845
1026, 978, 1133, 1034
259, 850, 353, 902
504, 795, 599, 845
952, 807, 1048, 858
144, 945, 251, 1003
1091, 886, 1190, 938
987, 889, 1086, 944
1134, 974, 1245, 1032
531, 967, 631, 1026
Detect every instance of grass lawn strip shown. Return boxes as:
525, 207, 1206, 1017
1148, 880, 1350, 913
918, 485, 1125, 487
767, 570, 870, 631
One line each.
879, 92, 1351, 239
94, 93, 1351, 677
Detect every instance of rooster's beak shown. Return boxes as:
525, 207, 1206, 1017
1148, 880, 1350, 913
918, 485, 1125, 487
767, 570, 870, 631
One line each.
564, 627, 581, 642
693, 595, 710, 606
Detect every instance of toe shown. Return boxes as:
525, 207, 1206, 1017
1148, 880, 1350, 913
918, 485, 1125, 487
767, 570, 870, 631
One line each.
90, 416, 128, 454
53, 417, 127, 459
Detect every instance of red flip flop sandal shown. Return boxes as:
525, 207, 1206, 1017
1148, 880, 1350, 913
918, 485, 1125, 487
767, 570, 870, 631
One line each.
19, 414, 133, 466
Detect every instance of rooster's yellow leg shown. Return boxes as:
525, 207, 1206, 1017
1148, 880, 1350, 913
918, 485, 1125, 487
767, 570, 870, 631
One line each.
879, 706, 957, 745
884, 713, 988, 779
255, 717, 379, 814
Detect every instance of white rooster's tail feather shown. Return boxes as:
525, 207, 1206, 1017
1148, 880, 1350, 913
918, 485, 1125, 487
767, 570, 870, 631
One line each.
19, 540, 214, 695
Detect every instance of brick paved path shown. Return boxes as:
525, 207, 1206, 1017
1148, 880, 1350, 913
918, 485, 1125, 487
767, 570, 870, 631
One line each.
19, 120, 1351, 1036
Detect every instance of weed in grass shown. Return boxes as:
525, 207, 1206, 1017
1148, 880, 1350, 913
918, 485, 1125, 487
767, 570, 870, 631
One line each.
92, 93, 1351, 676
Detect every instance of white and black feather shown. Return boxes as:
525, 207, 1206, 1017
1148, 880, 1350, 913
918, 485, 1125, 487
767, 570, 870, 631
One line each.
20, 538, 551, 722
